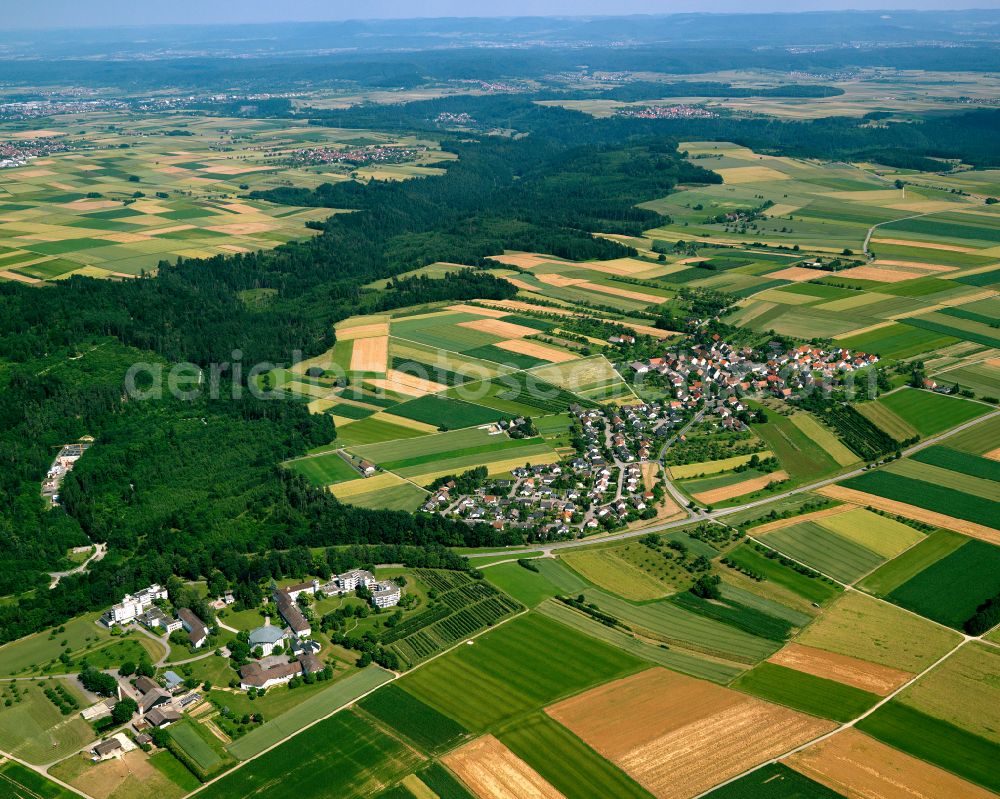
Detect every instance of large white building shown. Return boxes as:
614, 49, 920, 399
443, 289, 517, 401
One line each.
103, 584, 168, 626
372, 580, 402, 609
332, 569, 376, 593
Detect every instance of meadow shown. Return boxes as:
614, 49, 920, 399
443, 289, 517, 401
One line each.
399, 613, 646, 731
721, 543, 843, 606
0, 761, 80, 799
758, 522, 885, 584
857, 529, 968, 596
283, 451, 360, 486
0, 679, 93, 764
796, 591, 961, 673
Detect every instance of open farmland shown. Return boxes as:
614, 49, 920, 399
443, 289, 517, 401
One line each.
731, 661, 880, 722
0, 679, 93, 764
0, 115, 451, 282
496, 712, 655, 799
196, 708, 424, 799
767, 642, 911, 695
703, 763, 843, 799
442, 735, 565, 799
882, 539, 1000, 629
0, 760, 80, 799
856, 701, 1000, 794
720, 543, 843, 608
796, 591, 962, 673
786, 727, 997, 799
283, 450, 360, 486
868, 389, 988, 437
358, 683, 469, 754
399, 613, 644, 731
757, 521, 884, 584
857, 529, 968, 596
547, 668, 835, 799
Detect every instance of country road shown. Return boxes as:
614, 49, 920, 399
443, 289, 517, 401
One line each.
48, 543, 107, 590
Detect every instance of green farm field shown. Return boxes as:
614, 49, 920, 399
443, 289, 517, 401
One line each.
909, 445, 1000, 482
0, 761, 80, 799
857, 529, 968, 596
721, 543, 843, 607
283, 451, 360, 486
0, 680, 93, 764
497, 712, 655, 799
883, 539, 1000, 629
758, 522, 885, 584
168, 720, 225, 773
359, 684, 468, 754
857, 701, 1000, 794
871, 388, 988, 437
837, 322, 961, 360
536, 598, 745, 684
199, 708, 423, 799
702, 763, 844, 799
0, 612, 109, 676
732, 662, 880, 722
398, 613, 645, 731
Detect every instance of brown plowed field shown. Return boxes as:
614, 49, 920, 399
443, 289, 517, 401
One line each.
546, 668, 834, 799
443, 735, 565, 799
786, 728, 996, 799
768, 643, 911, 695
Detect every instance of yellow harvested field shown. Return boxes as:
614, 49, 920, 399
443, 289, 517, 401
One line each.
0, 270, 41, 284
768, 643, 911, 695
447, 303, 510, 318
873, 259, 957, 272
984, 446, 1000, 461
692, 471, 788, 505
490, 252, 563, 268
715, 166, 790, 184
536, 273, 587, 287
494, 338, 577, 363
443, 735, 565, 799
547, 668, 834, 799
458, 318, 541, 338
786, 728, 996, 799
817, 485, 1000, 545
330, 471, 406, 499
751, 504, 855, 534
337, 322, 390, 340
506, 277, 542, 292
368, 411, 439, 432
870, 238, 979, 253
580, 257, 662, 276
306, 398, 338, 413
350, 336, 389, 372
576, 281, 664, 304
367, 369, 447, 396
480, 299, 576, 317
837, 266, 925, 283
206, 222, 276, 235
669, 452, 775, 480
764, 267, 828, 282
610, 320, 675, 338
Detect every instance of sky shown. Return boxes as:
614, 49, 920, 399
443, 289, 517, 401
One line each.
6, 0, 1000, 29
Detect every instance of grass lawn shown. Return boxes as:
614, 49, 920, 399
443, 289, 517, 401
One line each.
283, 451, 360, 486
399, 613, 645, 732
732, 662, 879, 722
0, 680, 94, 764
0, 760, 80, 799
225, 667, 393, 760
874, 388, 988, 437
497, 712, 655, 799
483, 561, 561, 607
202, 708, 423, 799
0, 612, 109, 676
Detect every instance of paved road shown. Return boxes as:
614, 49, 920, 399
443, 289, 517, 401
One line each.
48, 543, 107, 590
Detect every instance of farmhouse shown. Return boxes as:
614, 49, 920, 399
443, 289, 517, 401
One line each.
92, 738, 123, 762
139, 686, 172, 714
177, 607, 209, 649
102, 584, 168, 626
145, 706, 182, 728
249, 624, 289, 657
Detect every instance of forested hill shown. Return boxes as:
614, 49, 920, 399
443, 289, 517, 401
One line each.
0, 99, 712, 644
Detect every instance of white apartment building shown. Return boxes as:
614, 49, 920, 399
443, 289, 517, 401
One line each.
103, 584, 168, 626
